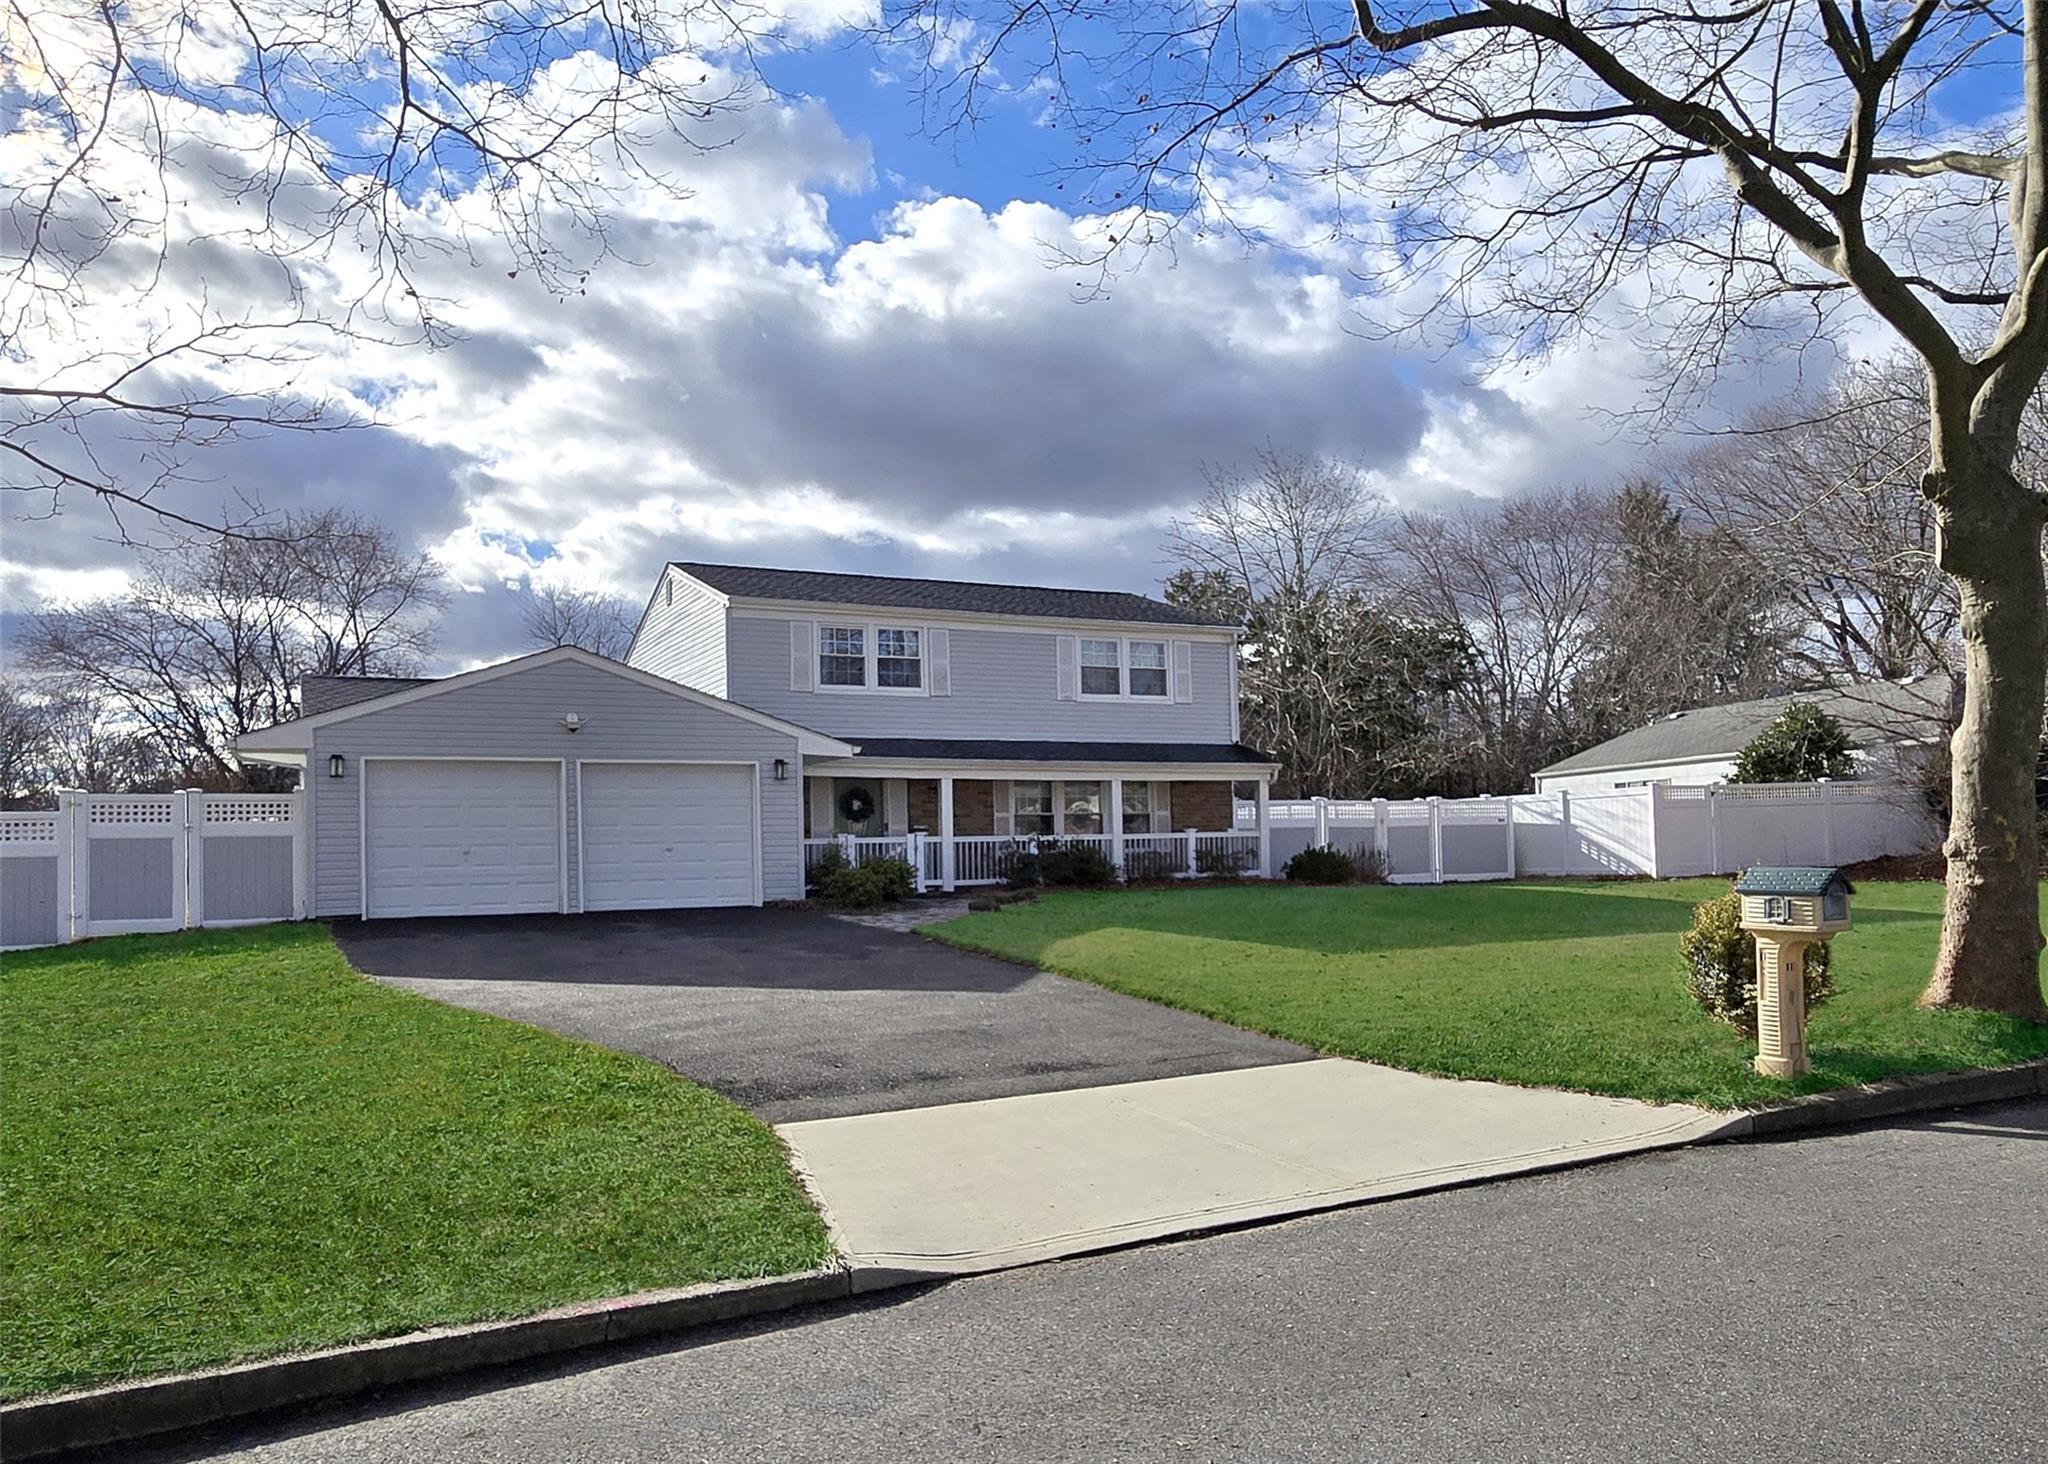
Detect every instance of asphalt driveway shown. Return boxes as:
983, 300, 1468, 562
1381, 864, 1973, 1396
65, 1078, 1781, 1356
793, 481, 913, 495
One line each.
334, 908, 1310, 1121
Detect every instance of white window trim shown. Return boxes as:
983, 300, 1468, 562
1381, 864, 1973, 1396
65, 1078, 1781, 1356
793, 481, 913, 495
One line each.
815, 621, 928, 696
1077, 636, 1172, 702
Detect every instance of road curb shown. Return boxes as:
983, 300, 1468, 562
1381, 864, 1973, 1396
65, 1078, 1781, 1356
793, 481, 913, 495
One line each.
9, 1064, 2043, 1459
1718, 1059, 2048, 1139
0, 1267, 861, 1462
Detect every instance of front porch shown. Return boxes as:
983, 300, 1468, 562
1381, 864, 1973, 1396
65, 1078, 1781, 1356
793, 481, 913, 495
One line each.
800, 769, 1270, 892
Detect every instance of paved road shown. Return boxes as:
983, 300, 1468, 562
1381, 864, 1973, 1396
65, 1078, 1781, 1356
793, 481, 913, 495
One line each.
108, 1099, 2047, 1463
334, 908, 1309, 1120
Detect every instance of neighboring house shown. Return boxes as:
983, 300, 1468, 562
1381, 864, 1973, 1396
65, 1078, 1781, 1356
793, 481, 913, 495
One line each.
1531, 676, 1955, 796
234, 564, 1274, 921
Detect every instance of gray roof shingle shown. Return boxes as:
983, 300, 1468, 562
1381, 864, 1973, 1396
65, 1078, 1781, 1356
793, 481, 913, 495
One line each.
300, 675, 439, 716
1537, 676, 1955, 777
671, 562, 1232, 628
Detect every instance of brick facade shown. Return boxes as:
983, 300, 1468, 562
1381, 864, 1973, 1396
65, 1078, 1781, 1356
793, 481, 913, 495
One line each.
1167, 780, 1234, 831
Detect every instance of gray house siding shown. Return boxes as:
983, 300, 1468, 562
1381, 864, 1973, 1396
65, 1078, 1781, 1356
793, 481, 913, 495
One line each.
626, 568, 729, 696
725, 614, 1238, 742
309, 660, 801, 917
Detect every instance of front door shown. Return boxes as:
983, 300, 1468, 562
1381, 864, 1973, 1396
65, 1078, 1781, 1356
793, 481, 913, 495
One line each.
831, 778, 884, 835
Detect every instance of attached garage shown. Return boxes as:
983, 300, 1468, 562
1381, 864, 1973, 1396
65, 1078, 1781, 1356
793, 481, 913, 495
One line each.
363, 759, 564, 919
578, 762, 759, 911
235, 647, 852, 922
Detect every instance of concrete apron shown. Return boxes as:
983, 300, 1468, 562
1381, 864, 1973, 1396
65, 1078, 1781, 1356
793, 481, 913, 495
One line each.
780, 1058, 1741, 1284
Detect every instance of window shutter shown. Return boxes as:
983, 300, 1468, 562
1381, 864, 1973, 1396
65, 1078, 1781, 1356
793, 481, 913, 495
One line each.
1055, 635, 1079, 701
928, 628, 951, 696
884, 779, 909, 834
790, 620, 814, 692
1153, 781, 1173, 832
992, 779, 1014, 835
1171, 640, 1194, 703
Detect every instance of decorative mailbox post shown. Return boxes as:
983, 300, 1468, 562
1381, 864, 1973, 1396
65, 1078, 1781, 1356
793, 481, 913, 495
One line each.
1732, 867, 1853, 1077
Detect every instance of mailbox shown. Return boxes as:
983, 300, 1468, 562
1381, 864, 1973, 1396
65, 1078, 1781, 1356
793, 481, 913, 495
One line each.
1733, 867, 1852, 1078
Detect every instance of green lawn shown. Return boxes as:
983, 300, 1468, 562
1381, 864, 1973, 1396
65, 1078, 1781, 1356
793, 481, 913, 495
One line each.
931, 880, 2048, 1110
0, 924, 830, 1399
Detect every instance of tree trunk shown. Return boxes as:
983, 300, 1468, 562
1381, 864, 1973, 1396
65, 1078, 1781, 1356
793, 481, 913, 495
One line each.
1921, 459, 2048, 1022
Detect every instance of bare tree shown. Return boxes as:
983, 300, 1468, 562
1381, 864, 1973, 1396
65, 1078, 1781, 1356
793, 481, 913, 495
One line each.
1166, 449, 1391, 601
888, 2, 2048, 1018
1575, 482, 1798, 737
521, 584, 640, 659
1395, 487, 1623, 790
1164, 452, 1469, 797
25, 512, 443, 783
1673, 360, 1964, 684
4, 2, 785, 537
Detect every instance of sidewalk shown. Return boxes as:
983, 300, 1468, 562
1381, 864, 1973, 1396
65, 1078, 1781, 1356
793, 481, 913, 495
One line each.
779, 1057, 1739, 1281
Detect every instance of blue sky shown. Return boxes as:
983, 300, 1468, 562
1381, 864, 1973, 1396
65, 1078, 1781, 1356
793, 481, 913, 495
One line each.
3, 6, 2029, 672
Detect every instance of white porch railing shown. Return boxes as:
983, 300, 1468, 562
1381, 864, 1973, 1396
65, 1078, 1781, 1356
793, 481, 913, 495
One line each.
803, 828, 1264, 893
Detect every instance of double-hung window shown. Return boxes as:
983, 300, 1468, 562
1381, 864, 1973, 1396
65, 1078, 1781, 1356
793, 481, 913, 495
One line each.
1127, 640, 1168, 698
1012, 781, 1054, 836
1122, 781, 1159, 833
1079, 639, 1122, 697
819, 623, 923, 692
876, 628, 922, 689
820, 625, 866, 687
1080, 636, 1170, 699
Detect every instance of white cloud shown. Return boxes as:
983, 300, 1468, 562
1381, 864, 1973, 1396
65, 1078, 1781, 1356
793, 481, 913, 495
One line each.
2, 31, 1848, 671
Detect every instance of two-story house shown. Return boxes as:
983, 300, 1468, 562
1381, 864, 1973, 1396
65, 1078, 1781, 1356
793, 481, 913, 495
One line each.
235, 563, 1274, 921
629, 563, 1275, 888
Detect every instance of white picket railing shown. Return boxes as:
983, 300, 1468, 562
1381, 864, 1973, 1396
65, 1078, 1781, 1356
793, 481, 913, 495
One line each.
1, 790, 307, 950
1250, 780, 1935, 884
803, 827, 1264, 892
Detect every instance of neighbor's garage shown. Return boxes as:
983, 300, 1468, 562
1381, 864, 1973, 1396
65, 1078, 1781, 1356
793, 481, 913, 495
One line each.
235, 647, 849, 921
578, 762, 759, 910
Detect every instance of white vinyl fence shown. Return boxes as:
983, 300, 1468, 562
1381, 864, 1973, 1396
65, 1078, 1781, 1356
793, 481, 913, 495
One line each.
1246, 780, 1935, 885
0, 791, 306, 951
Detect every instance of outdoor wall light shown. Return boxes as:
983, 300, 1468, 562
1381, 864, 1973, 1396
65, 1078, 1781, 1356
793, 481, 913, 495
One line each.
327, 754, 345, 779
773, 758, 789, 782
562, 713, 583, 733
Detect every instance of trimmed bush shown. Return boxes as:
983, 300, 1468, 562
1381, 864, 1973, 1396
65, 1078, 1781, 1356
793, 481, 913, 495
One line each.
1283, 845, 1358, 884
1195, 844, 1255, 878
1040, 841, 1117, 888
1122, 848, 1186, 882
815, 856, 916, 910
998, 841, 1043, 889
1679, 891, 1834, 1037
1349, 846, 1390, 884
1000, 839, 1117, 889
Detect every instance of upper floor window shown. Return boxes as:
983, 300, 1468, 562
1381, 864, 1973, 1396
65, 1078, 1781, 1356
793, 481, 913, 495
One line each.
820, 626, 866, 687
1128, 640, 1168, 698
1080, 639, 1121, 697
818, 622, 924, 693
1080, 636, 1170, 699
876, 628, 922, 688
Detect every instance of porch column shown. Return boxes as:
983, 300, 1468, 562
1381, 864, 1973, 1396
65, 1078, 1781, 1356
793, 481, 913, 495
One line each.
1255, 776, 1272, 879
939, 776, 956, 892
1108, 776, 1125, 874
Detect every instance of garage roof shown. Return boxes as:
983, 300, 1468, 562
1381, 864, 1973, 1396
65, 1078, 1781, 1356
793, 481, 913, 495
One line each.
238, 646, 856, 760
1536, 676, 1954, 779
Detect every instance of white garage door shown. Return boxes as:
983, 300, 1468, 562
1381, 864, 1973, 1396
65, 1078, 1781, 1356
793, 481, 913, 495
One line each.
579, 762, 758, 911
364, 760, 562, 919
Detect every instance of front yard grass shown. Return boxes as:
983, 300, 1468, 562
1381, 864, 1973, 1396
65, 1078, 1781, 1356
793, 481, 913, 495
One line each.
931, 879, 2048, 1110
0, 924, 831, 1399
